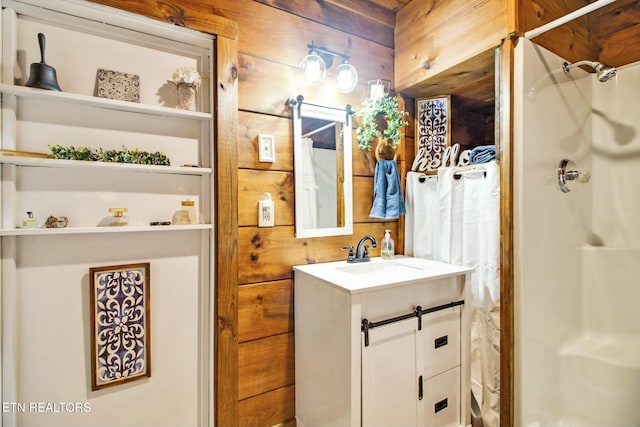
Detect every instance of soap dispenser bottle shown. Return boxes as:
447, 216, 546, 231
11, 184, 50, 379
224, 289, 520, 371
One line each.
381, 229, 394, 259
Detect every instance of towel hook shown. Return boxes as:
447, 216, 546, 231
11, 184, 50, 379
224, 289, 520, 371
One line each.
374, 139, 397, 162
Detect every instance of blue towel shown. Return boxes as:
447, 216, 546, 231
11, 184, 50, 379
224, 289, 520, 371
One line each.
369, 159, 406, 219
469, 145, 496, 164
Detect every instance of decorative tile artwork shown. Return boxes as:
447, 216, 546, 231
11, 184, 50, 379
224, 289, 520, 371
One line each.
90, 263, 150, 390
415, 96, 451, 172
96, 68, 140, 102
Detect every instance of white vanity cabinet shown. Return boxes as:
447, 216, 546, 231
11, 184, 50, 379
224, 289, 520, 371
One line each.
363, 307, 463, 427
293, 257, 472, 427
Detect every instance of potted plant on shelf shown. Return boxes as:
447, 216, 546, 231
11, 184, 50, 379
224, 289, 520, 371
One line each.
355, 94, 408, 157
48, 144, 171, 166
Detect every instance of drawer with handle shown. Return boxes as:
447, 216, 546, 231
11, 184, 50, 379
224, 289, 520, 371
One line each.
421, 306, 461, 379
421, 366, 460, 427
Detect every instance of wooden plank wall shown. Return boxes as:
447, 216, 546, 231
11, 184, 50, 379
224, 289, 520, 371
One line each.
228, 2, 640, 427
516, 0, 598, 62
394, 0, 509, 94
232, 1, 401, 424
516, 0, 640, 68
598, 0, 640, 67
89, 1, 399, 426
72, 2, 640, 427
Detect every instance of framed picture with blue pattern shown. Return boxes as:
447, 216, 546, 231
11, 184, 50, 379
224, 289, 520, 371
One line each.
90, 262, 151, 390
415, 95, 451, 172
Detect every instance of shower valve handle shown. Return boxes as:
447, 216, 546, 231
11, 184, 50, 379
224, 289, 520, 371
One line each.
575, 170, 591, 184
565, 169, 591, 183
557, 159, 591, 193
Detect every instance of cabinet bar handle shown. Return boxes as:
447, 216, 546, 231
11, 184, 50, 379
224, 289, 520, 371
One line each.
361, 300, 464, 347
434, 398, 448, 413
421, 299, 464, 315
418, 375, 423, 400
434, 335, 448, 349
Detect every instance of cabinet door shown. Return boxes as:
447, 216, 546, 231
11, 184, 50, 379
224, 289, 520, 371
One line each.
362, 318, 419, 427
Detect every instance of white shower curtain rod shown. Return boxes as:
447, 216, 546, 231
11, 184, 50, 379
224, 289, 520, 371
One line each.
415, 165, 488, 182
454, 168, 487, 179
524, 0, 617, 39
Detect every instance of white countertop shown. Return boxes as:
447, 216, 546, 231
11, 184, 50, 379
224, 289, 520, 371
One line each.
293, 256, 472, 294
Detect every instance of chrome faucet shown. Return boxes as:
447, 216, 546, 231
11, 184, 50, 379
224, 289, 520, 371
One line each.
342, 235, 377, 263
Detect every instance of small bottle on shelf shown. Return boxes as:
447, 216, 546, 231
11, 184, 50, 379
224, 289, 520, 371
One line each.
108, 208, 129, 226
22, 211, 37, 229
172, 210, 190, 225
172, 199, 198, 225
181, 199, 198, 224
381, 229, 394, 260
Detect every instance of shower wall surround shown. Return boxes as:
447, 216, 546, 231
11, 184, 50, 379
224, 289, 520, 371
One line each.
514, 38, 640, 427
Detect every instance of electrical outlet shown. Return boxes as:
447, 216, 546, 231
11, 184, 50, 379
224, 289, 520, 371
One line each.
258, 193, 274, 227
258, 134, 275, 162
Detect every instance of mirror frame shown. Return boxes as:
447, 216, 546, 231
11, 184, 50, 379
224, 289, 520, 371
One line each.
290, 95, 354, 238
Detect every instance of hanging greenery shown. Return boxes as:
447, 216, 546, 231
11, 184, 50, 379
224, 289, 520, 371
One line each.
48, 145, 171, 166
355, 94, 409, 151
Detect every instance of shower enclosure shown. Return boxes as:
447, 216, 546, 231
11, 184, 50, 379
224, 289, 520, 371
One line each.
514, 37, 640, 426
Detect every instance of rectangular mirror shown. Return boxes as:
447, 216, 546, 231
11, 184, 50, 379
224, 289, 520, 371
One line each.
290, 96, 354, 238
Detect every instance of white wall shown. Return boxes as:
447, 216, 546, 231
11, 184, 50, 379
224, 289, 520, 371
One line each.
514, 38, 592, 425
514, 38, 640, 427
5, 231, 206, 427
15, 20, 201, 108
591, 61, 640, 247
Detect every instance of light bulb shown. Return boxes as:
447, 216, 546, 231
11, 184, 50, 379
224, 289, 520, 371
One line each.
335, 61, 358, 93
300, 52, 326, 85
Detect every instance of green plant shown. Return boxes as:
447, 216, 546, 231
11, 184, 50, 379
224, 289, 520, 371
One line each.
48, 145, 170, 166
355, 94, 409, 150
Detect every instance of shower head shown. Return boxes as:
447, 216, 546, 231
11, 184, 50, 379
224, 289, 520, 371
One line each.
595, 63, 617, 82
562, 60, 617, 82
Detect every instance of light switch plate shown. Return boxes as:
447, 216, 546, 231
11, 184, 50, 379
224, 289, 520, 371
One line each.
258, 134, 275, 162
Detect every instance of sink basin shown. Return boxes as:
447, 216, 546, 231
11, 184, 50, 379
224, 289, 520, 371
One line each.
336, 259, 425, 275
293, 256, 472, 294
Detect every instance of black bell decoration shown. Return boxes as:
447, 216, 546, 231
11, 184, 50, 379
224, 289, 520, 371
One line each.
25, 33, 62, 91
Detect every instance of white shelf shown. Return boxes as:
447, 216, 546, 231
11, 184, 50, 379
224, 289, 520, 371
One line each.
0, 84, 212, 120
0, 156, 212, 175
0, 224, 213, 236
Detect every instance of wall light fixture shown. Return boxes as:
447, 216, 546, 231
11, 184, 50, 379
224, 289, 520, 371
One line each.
300, 42, 358, 92
299, 48, 326, 85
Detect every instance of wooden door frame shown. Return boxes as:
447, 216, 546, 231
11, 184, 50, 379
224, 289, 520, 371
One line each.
214, 35, 239, 427
498, 35, 515, 427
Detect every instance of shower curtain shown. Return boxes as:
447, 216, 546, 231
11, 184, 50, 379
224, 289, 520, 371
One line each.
301, 137, 318, 229
405, 161, 500, 427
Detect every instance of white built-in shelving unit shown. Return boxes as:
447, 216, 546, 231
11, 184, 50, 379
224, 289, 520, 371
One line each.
0, 4, 215, 233
0, 0, 215, 425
